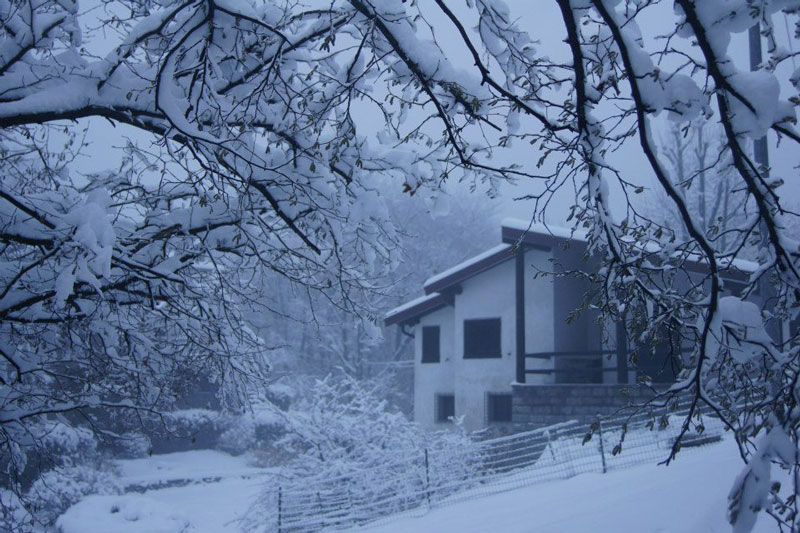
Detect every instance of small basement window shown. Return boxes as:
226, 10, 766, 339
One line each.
421, 326, 440, 363
435, 394, 455, 423
464, 318, 501, 359
487, 393, 513, 423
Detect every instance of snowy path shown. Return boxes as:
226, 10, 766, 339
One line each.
352, 438, 776, 533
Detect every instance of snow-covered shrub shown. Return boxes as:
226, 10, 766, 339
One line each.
153, 385, 293, 456
137, 408, 228, 454
158, 409, 224, 452
243, 373, 478, 530
1, 421, 100, 492
0, 421, 121, 531
110, 433, 152, 460
217, 406, 287, 457
25, 463, 121, 527
263, 383, 294, 412
38, 424, 98, 466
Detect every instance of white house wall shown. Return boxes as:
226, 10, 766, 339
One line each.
453, 259, 516, 431
414, 306, 455, 428
413, 248, 557, 431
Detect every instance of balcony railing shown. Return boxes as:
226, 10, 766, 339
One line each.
525, 348, 685, 384
523, 350, 617, 383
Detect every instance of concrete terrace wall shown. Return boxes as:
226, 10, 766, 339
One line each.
511, 384, 659, 428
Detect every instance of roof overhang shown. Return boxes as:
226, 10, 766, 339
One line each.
502, 219, 755, 282
501, 218, 587, 251
384, 292, 447, 327
423, 244, 515, 295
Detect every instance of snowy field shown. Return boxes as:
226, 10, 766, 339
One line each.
354, 438, 776, 533
55, 438, 779, 533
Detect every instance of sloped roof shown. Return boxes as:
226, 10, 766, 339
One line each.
384, 292, 447, 326
501, 218, 588, 249
423, 244, 514, 295
384, 219, 758, 327
385, 221, 581, 325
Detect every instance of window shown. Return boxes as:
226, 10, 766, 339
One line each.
463, 318, 501, 359
421, 326, 440, 363
435, 394, 455, 423
487, 393, 513, 423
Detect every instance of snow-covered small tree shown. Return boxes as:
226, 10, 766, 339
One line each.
242, 372, 478, 530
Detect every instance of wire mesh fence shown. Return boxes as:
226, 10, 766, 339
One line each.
270, 401, 728, 532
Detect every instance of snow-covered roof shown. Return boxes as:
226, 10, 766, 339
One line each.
503, 218, 758, 275
422, 221, 593, 293
421, 222, 590, 296
423, 244, 512, 292
384, 292, 447, 326
385, 219, 760, 328
501, 218, 589, 243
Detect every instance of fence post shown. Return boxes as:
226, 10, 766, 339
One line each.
424, 448, 431, 508
317, 491, 324, 529
596, 415, 607, 474
277, 486, 282, 533
556, 425, 576, 478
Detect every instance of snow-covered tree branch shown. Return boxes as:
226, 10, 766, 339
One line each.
1, 0, 799, 531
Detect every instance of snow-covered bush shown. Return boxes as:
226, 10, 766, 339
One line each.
2, 421, 99, 492
0, 420, 122, 531
243, 373, 478, 530
217, 407, 287, 457
278, 374, 475, 474
25, 464, 121, 528
155, 409, 225, 453
109, 433, 152, 460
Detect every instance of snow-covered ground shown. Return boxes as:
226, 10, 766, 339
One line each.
354, 438, 776, 533
116, 449, 267, 488
58, 439, 776, 533
57, 451, 270, 533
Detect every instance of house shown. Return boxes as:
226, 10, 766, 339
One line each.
384, 219, 763, 432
